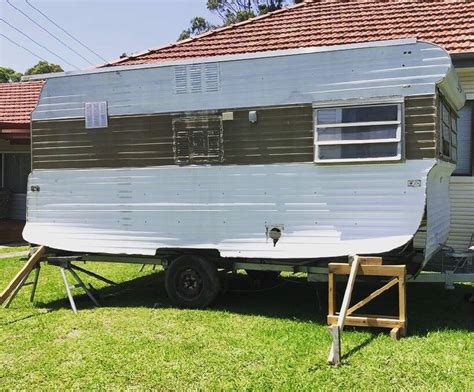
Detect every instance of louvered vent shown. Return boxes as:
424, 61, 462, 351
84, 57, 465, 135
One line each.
174, 63, 220, 94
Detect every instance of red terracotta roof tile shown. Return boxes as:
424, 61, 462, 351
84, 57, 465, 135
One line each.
106, 0, 474, 67
0, 81, 44, 129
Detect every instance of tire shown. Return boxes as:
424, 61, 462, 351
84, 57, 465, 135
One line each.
165, 254, 220, 308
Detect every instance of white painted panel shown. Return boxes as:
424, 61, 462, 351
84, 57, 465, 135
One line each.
422, 161, 455, 264
446, 176, 474, 250
8, 193, 27, 220
24, 160, 435, 258
453, 101, 472, 175
32, 41, 455, 121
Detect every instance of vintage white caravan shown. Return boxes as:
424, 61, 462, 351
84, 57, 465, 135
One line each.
24, 39, 465, 300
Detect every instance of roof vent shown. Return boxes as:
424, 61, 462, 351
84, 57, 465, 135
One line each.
174, 63, 220, 94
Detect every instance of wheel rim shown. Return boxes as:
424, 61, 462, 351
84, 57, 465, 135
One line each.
176, 267, 203, 299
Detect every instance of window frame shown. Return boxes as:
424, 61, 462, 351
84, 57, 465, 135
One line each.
313, 99, 404, 164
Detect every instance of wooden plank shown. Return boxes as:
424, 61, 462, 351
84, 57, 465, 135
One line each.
328, 325, 341, 366
346, 278, 399, 316
328, 271, 335, 317
328, 255, 360, 364
328, 263, 406, 277
390, 327, 401, 341
327, 314, 404, 328
358, 256, 383, 265
398, 268, 407, 335
0, 246, 46, 306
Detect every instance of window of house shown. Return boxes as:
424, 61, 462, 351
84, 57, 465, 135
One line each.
314, 103, 402, 163
173, 115, 223, 165
1, 153, 30, 193
439, 97, 458, 162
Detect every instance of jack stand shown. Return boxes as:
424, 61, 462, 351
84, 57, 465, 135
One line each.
59, 261, 100, 313
47, 257, 118, 313
3, 264, 41, 308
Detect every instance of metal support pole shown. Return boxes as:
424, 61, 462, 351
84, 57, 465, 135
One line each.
70, 264, 117, 286
60, 266, 78, 314
30, 265, 41, 302
68, 267, 100, 307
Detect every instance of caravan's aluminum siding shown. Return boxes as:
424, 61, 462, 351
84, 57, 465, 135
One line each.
415, 174, 474, 253
404, 95, 437, 159
32, 115, 175, 169
32, 41, 453, 122
24, 160, 435, 258
422, 161, 455, 264
447, 176, 474, 249
31, 98, 435, 170
223, 106, 313, 164
32, 106, 314, 170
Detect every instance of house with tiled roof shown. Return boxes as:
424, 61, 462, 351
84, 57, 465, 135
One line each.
107, 0, 474, 66
0, 81, 43, 243
102, 0, 474, 250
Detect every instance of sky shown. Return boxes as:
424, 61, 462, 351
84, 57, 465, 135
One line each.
0, 0, 219, 72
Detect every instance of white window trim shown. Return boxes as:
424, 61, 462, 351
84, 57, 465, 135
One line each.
313, 102, 403, 163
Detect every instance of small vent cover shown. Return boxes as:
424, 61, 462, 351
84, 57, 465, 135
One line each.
174, 63, 220, 94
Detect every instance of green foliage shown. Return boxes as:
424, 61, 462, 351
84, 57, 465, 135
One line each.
0, 256, 473, 390
24, 61, 63, 76
0, 67, 22, 83
179, 16, 215, 41
178, 0, 296, 41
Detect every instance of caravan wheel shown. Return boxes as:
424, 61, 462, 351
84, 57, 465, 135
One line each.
165, 255, 220, 308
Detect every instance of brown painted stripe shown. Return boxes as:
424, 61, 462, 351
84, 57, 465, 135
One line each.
405, 95, 437, 159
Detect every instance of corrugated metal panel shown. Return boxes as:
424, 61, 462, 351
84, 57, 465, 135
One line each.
446, 176, 474, 250
416, 175, 474, 253
413, 220, 426, 250
8, 193, 26, 220
404, 95, 437, 159
24, 160, 435, 258
223, 106, 313, 164
422, 161, 455, 265
32, 41, 454, 122
32, 116, 175, 169
32, 106, 315, 170
31, 100, 441, 170
457, 68, 474, 99
453, 101, 472, 175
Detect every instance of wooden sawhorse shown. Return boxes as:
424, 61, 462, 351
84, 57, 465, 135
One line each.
327, 256, 406, 365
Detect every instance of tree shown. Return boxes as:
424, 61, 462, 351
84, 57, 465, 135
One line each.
0, 67, 22, 83
178, 0, 301, 40
179, 16, 215, 41
24, 61, 63, 76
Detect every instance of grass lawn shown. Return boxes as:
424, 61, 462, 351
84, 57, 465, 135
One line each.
0, 244, 30, 254
0, 256, 473, 391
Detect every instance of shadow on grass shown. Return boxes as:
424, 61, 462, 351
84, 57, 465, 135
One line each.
1, 311, 51, 326
35, 269, 473, 335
